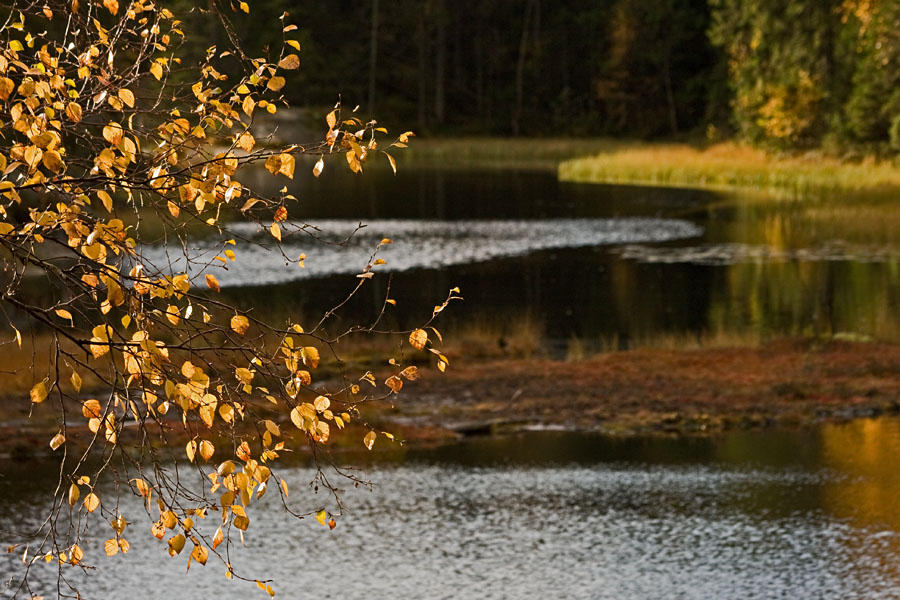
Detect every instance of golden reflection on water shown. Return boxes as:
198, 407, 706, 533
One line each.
820, 418, 900, 532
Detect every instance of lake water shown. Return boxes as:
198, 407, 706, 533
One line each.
6, 420, 900, 598
5, 167, 900, 598
139, 166, 900, 348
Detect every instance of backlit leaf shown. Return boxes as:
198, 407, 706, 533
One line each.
104, 538, 118, 557
400, 366, 419, 380
97, 190, 113, 213
49, 432, 65, 450
65, 102, 82, 122
167, 534, 185, 556
68, 483, 80, 506
84, 492, 100, 513
190, 543, 208, 565
385, 375, 402, 393
301, 346, 319, 368
118, 88, 135, 108
278, 153, 295, 178
230, 315, 249, 335
364, 430, 376, 450
82, 399, 101, 418
199, 440, 215, 461
30, 381, 48, 404
205, 274, 220, 293
134, 478, 150, 497
409, 329, 428, 350
212, 527, 224, 550
278, 54, 300, 70
264, 155, 282, 175
314, 396, 330, 412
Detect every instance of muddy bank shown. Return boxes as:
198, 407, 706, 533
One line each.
2, 339, 899, 459
374, 339, 900, 438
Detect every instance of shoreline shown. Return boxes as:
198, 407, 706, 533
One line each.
395, 136, 900, 198
370, 338, 900, 441
3, 339, 898, 460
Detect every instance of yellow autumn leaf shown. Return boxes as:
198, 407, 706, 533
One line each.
212, 527, 224, 550
42, 150, 65, 173
278, 153, 295, 178
267, 76, 286, 91
30, 381, 48, 404
239, 1, 249, 13
313, 157, 324, 177
301, 346, 320, 368
65, 102, 82, 122
230, 314, 249, 335
167, 533, 185, 556
400, 365, 419, 380
82, 398, 101, 418
49, 432, 65, 450
314, 395, 330, 412
97, 190, 113, 212
68, 483, 80, 506
269, 222, 282, 242
104, 538, 118, 557
237, 132, 255, 152
242, 95, 255, 117
102, 122, 123, 145
191, 543, 209, 565
0, 77, 13, 101
149, 61, 163, 80
409, 328, 428, 350
364, 430, 376, 450
264, 154, 282, 175
186, 439, 197, 462
235, 367, 254, 384
385, 375, 403, 393
71, 370, 82, 393
84, 492, 100, 513
118, 88, 135, 108
134, 478, 150, 497
205, 273, 220, 293
199, 439, 215, 461
278, 54, 300, 70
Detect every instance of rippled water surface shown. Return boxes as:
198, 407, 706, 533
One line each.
128, 166, 900, 344
6, 421, 900, 599
140, 218, 703, 286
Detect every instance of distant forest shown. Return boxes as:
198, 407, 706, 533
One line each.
186, 0, 900, 151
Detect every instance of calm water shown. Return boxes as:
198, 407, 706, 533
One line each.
5, 421, 900, 598
139, 165, 900, 347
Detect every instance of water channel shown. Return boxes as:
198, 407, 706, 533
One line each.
5, 420, 900, 598
3, 166, 900, 597
140, 165, 900, 350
